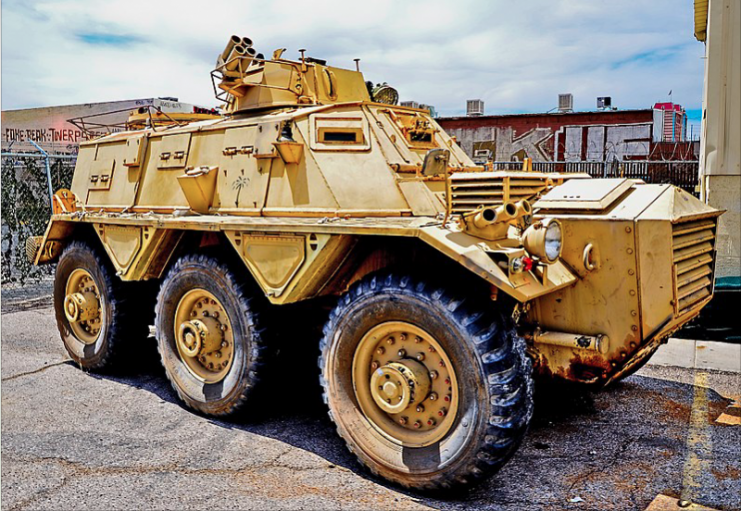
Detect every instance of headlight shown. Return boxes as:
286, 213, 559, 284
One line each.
521, 218, 563, 264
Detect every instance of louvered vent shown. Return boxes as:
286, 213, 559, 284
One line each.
672, 217, 717, 316
448, 172, 550, 214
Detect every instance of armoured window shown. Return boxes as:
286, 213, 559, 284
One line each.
318, 128, 364, 144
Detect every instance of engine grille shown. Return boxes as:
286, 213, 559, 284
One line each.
672, 217, 717, 316
448, 172, 551, 214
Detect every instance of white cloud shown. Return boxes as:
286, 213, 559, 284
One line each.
1, 0, 705, 116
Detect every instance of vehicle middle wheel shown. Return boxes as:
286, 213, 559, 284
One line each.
155, 253, 265, 416
319, 273, 534, 492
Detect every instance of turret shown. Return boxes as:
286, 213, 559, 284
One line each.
212, 35, 371, 113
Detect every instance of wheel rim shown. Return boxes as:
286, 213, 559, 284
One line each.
64, 268, 103, 345
352, 321, 459, 447
174, 289, 235, 384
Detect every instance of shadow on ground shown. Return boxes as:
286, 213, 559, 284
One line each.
88, 334, 741, 511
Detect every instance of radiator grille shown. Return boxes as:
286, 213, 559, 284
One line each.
672, 217, 717, 316
448, 172, 551, 214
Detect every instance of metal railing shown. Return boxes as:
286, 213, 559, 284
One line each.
1, 152, 76, 288
488, 160, 700, 196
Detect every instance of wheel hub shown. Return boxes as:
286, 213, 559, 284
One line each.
370, 360, 430, 414
174, 290, 234, 382
352, 322, 459, 446
64, 269, 102, 345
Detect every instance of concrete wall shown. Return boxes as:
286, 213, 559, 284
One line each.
700, 0, 740, 281
438, 110, 696, 163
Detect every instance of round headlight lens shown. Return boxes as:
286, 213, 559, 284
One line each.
544, 220, 562, 261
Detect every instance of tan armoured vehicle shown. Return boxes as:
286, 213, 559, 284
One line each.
30, 35, 722, 491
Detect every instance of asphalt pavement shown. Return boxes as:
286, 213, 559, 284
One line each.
2, 304, 740, 511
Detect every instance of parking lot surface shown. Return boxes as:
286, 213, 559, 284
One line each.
2, 305, 740, 511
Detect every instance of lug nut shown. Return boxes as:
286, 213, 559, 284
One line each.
444, 377, 451, 385
208, 362, 214, 369
197, 302, 203, 308
397, 349, 406, 357
429, 392, 438, 401
428, 346, 436, 353
376, 346, 385, 355
386, 337, 395, 345
429, 370, 438, 380
438, 407, 447, 417
399, 416, 408, 425
371, 361, 379, 370
439, 360, 446, 368
203, 311, 209, 317
191, 311, 197, 318
444, 394, 451, 402
211, 300, 217, 305
221, 341, 229, 348
399, 334, 406, 342
213, 311, 219, 318
220, 325, 227, 332
215, 351, 221, 359
414, 336, 422, 343
413, 421, 422, 429
416, 404, 425, 413
416, 353, 425, 362
427, 418, 436, 426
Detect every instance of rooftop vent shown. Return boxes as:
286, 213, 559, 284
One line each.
597, 96, 612, 109
558, 94, 573, 113
467, 99, 484, 116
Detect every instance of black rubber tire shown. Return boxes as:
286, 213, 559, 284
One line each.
155, 253, 265, 417
53, 240, 152, 371
319, 272, 534, 492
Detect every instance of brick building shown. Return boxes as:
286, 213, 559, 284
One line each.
438, 105, 697, 164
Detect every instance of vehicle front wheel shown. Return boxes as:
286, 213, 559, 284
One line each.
319, 273, 534, 492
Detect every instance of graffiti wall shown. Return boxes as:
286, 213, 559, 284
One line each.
1, 98, 201, 154
437, 109, 690, 163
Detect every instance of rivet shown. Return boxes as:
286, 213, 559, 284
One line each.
629, 290, 636, 296
620, 352, 627, 358
627, 248, 634, 254
611, 362, 617, 367
625, 226, 632, 233
630, 342, 636, 349
631, 310, 637, 317
631, 325, 638, 332
628, 269, 635, 275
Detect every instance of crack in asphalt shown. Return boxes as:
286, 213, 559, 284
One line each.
565, 435, 642, 498
1, 360, 70, 382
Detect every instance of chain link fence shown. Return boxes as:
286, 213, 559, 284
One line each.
1, 153, 75, 299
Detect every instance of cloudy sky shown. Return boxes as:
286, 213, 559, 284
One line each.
2, 0, 705, 124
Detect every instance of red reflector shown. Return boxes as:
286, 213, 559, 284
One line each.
523, 257, 534, 272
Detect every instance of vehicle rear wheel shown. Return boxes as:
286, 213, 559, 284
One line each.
53, 240, 151, 370
155, 254, 265, 416
319, 273, 534, 492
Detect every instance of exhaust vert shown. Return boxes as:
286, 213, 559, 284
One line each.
27, 34, 723, 494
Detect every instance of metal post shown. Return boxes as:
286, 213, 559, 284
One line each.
28, 139, 54, 211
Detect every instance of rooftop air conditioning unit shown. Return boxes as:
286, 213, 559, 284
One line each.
558, 94, 573, 113
597, 96, 612, 109
467, 99, 484, 116
400, 101, 420, 109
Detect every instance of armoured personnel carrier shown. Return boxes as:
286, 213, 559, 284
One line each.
30, 35, 722, 491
